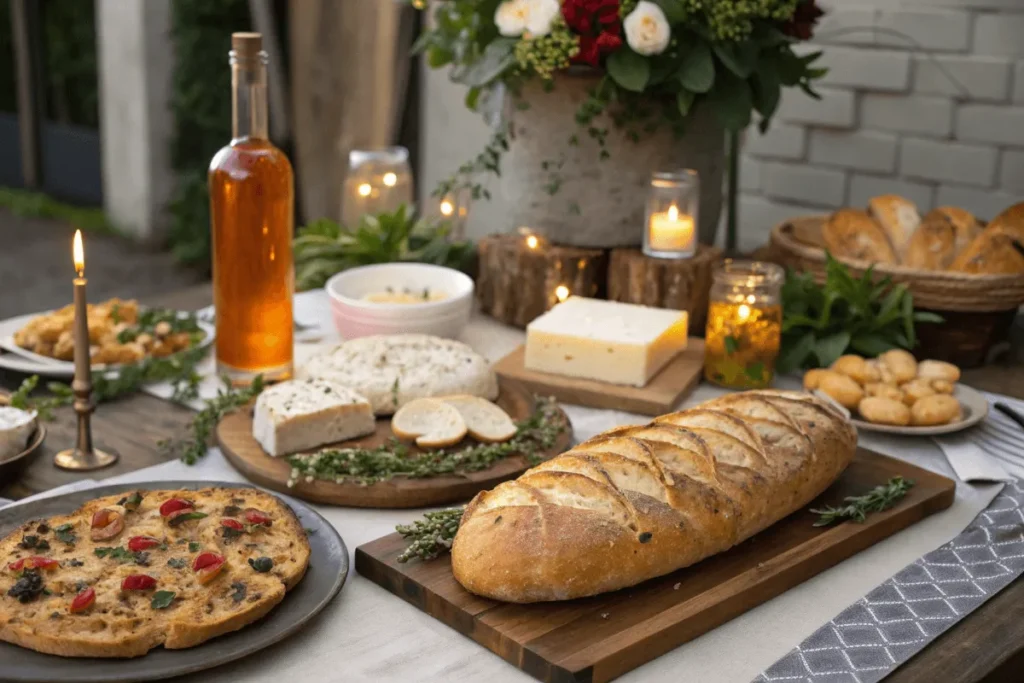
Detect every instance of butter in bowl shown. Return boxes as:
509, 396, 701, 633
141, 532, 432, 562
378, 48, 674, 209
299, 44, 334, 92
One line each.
325, 263, 474, 340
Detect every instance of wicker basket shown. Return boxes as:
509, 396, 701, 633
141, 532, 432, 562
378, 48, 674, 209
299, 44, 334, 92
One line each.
768, 215, 1024, 367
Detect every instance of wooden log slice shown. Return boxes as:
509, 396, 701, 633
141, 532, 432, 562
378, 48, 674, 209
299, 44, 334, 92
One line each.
216, 378, 572, 508
476, 233, 608, 328
607, 244, 722, 333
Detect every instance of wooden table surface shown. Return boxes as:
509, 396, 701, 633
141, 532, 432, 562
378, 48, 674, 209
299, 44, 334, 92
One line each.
1, 282, 1022, 683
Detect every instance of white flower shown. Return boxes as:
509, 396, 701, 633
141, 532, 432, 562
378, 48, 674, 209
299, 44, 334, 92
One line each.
494, 0, 560, 39
525, 0, 560, 38
623, 1, 671, 56
495, 0, 530, 37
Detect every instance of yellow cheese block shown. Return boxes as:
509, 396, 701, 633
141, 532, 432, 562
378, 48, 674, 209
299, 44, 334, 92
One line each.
524, 296, 688, 387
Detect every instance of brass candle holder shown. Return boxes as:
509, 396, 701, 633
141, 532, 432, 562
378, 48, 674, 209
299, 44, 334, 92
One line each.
54, 230, 117, 471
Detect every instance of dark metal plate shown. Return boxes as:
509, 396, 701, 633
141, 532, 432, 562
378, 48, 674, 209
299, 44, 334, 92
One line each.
0, 480, 348, 682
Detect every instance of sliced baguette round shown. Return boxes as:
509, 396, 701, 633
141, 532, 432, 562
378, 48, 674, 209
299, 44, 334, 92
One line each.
391, 398, 468, 448
441, 395, 517, 443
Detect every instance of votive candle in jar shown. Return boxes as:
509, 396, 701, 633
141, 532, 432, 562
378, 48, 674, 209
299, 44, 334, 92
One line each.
704, 260, 784, 389
643, 170, 698, 259
342, 146, 414, 225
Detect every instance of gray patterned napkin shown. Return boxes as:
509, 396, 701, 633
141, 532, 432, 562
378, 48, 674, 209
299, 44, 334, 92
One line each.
755, 478, 1024, 683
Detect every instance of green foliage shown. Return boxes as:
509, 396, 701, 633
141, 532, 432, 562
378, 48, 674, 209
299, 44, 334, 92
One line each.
811, 477, 914, 527
0, 188, 118, 235
167, 0, 252, 267
777, 254, 944, 373
293, 204, 476, 292
41, 0, 99, 127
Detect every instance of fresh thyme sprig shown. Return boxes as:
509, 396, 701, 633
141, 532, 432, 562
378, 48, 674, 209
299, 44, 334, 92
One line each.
162, 375, 265, 465
287, 397, 565, 487
7, 345, 207, 420
811, 477, 914, 527
396, 507, 465, 563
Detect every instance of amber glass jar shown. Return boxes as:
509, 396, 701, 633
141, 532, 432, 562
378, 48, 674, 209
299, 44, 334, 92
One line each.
704, 260, 784, 389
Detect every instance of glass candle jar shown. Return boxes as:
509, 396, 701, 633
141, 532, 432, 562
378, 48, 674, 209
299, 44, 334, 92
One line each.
435, 189, 471, 241
704, 260, 784, 389
341, 146, 414, 225
642, 170, 699, 259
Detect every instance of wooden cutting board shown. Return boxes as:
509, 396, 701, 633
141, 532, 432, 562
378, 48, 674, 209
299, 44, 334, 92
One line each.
493, 339, 705, 416
355, 448, 955, 683
216, 378, 572, 508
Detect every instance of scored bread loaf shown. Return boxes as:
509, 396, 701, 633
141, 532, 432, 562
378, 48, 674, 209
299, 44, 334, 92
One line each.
823, 209, 897, 264
451, 389, 857, 603
868, 195, 920, 258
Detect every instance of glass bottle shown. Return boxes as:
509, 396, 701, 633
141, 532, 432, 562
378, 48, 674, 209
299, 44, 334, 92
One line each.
704, 260, 784, 389
209, 32, 294, 383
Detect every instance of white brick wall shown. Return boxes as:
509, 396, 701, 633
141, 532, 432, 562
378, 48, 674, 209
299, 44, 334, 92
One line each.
738, 0, 1024, 246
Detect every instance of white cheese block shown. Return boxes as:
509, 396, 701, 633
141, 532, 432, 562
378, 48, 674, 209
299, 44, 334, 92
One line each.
252, 378, 376, 457
0, 406, 37, 461
525, 296, 688, 387
298, 334, 498, 415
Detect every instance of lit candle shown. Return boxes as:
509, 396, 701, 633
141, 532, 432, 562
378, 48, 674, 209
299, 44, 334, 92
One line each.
648, 204, 695, 252
554, 285, 570, 303
71, 230, 90, 383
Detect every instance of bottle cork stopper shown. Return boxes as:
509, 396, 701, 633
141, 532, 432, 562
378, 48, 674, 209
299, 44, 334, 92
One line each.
231, 32, 263, 58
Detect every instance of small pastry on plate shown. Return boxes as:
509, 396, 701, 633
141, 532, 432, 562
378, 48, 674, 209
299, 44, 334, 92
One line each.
818, 372, 864, 410
911, 394, 962, 426
878, 349, 917, 384
931, 379, 955, 394
901, 379, 937, 406
802, 368, 831, 391
830, 354, 879, 384
858, 396, 911, 426
864, 382, 904, 403
917, 359, 961, 383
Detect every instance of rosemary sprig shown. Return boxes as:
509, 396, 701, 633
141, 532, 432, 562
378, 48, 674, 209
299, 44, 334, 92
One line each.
811, 477, 914, 527
287, 397, 565, 486
396, 507, 464, 563
7, 345, 207, 419
163, 376, 265, 465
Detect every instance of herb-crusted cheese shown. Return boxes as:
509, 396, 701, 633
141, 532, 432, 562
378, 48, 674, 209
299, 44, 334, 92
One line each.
252, 378, 375, 457
0, 406, 36, 461
298, 334, 498, 415
525, 296, 688, 387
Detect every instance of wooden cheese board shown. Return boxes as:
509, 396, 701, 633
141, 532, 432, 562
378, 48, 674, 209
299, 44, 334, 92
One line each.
493, 339, 704, 416
216, 378, 573, 508
355, 448, 955, 683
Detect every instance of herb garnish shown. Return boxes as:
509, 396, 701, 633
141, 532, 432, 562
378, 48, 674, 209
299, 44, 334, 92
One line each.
94, 546, 149, 564
167, 558, 188, 569
396, 508, 464, 563
167, 511, 208, 527
7, 570, 44, 603
151, 590, 176, 609
188, 542, 201, 553
118, 491, 144, 511
162, 376, 265, 465
19, 535, 48, 550
54, 523, 76, 545
288, 397, 565, 486
811, 477, 914, 527
224, 505, 242, 517
222, 526, 244, 542
248, 557, 273, 573
230, 581, 247, 602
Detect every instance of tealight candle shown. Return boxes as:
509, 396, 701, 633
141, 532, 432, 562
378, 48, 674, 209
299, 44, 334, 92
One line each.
342, 146, 413, 225
703, 260, 784, 390
642, 170, 700, 259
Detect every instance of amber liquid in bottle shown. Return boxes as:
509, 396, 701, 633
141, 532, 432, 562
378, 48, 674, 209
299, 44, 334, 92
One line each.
209, 33, 293, 383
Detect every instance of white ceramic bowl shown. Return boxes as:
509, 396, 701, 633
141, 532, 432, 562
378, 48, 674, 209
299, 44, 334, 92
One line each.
325, 263, 474, 340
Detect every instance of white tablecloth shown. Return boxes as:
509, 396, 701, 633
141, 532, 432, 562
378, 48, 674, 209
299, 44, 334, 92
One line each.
8, 291, 1006, 682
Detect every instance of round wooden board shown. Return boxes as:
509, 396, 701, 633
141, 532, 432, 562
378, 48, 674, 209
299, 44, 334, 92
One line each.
216, 378, 573, 508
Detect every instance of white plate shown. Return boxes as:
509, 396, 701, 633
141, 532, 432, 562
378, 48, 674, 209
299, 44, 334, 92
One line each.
0, 311, 214, 378
848, 384, 989, 436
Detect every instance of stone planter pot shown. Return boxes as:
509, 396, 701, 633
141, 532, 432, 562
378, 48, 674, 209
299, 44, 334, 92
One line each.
499, 71, 726, 248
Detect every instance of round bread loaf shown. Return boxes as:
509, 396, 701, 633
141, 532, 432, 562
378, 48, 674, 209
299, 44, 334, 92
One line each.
452, 390, 857, 602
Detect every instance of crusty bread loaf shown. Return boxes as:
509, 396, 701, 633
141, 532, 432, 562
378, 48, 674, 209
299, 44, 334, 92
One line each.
934, 206, 981, 253
949, 202, 1024, 275
823, 209, 897, 264
904, 209, 958, 270
869, 195, 920, 258
451, 390, 857, 602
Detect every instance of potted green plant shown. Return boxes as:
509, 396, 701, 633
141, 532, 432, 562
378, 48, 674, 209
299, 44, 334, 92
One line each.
415, 0, 826, 248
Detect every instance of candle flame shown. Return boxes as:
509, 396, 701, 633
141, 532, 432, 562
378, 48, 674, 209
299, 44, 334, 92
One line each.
358, 183, 372, 197
737, 304, 751, 321
73, 229, 85, 276
526, 235, 539, 249
440, 200, 454, 217
383, 172, 397, 187
555, 285, 570, 303
667, 204, 679, 221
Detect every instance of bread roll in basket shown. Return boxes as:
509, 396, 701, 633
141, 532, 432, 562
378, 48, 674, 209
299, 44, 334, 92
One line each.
452, 390, 856, 603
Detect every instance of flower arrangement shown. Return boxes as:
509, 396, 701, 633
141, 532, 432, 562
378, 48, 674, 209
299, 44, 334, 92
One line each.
415, 0, 826, 138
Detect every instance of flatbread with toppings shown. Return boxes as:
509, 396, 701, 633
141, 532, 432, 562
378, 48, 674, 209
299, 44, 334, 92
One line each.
0, 487, 310, 657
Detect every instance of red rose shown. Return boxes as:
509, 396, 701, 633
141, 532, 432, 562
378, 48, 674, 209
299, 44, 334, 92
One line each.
782, 0, 825, 41
562, 0, 623, 66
